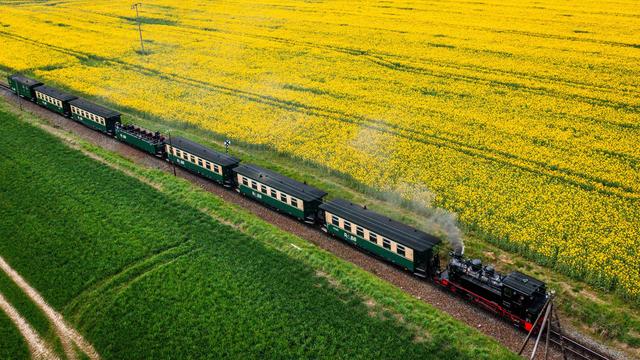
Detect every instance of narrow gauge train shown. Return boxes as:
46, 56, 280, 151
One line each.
7, 74, 549, 332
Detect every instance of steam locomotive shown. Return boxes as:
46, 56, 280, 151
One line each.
440, 252, 547, 331
6, 73, 549, 333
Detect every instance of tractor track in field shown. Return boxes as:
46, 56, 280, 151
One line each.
0, 256, 101, 360
0, 292, 59, 360
0, 88, 626, 360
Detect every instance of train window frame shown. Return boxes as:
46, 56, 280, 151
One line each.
369, 233, 377, 243
270, 189, 277, 198
504, 287, 514, 298
382, 238, 391, 250
214, 165, 220, 173
343, 221, 352, 232
396, 244, 406, 257
242, 177, 248, 186
260, 185, 267, 193
356, 226, 364, 238
290, 198, 298, 208
198, 159, 203, 167
331, 215, 339, 226
280, 194, 288, 203
251, 181, 258, 190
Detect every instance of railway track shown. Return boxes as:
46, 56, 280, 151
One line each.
548, 329, 612, 360
0, 80, 621, 360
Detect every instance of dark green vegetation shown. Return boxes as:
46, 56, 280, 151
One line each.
0, 312, 28, 359
0, 104, 516, 358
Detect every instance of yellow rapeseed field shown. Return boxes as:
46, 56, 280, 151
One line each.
0, 0, 638, 298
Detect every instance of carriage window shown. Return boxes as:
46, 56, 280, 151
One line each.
280, 194, 288, 202
291, 199, 298, 208
242, 177, 248, 186
343, 221, 352, 232
198, 159, 203, 167
356, 227, 364, 238
270, 189, 277, 198
214, 165, 220, 173
331, 215, 339, 226
251, 181, 258, 190
396, 244, 406, 257
382, 238, 391, 250
369, 233, 377, 243
261, 185, 267, 193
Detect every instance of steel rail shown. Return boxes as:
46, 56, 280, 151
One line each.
549, 329, 612, 360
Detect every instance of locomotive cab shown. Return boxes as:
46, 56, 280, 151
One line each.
501, 271, 547, 330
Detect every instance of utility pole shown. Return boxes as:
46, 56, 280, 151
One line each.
518, 292, 567, 360
131, 3, 145, 55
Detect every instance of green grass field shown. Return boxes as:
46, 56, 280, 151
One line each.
0, 103, 516, 359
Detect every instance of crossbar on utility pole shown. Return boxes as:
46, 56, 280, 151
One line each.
131, 3, 145, 55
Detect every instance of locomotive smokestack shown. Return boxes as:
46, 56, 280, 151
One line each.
452, 240, 464, 257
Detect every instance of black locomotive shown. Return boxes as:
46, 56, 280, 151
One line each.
439, 252, 547, 331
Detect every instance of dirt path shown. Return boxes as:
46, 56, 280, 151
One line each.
0, 292, 60, 360
0, 257, 100, 360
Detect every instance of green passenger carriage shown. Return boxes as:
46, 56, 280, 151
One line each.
319, 199, 441, 275
69, 98, 121, 135
115, 124, 166, 156
166, 136, 240, 186
233, 164, 327, 222
34, 86, 77, 116
7, 74, 42, 101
